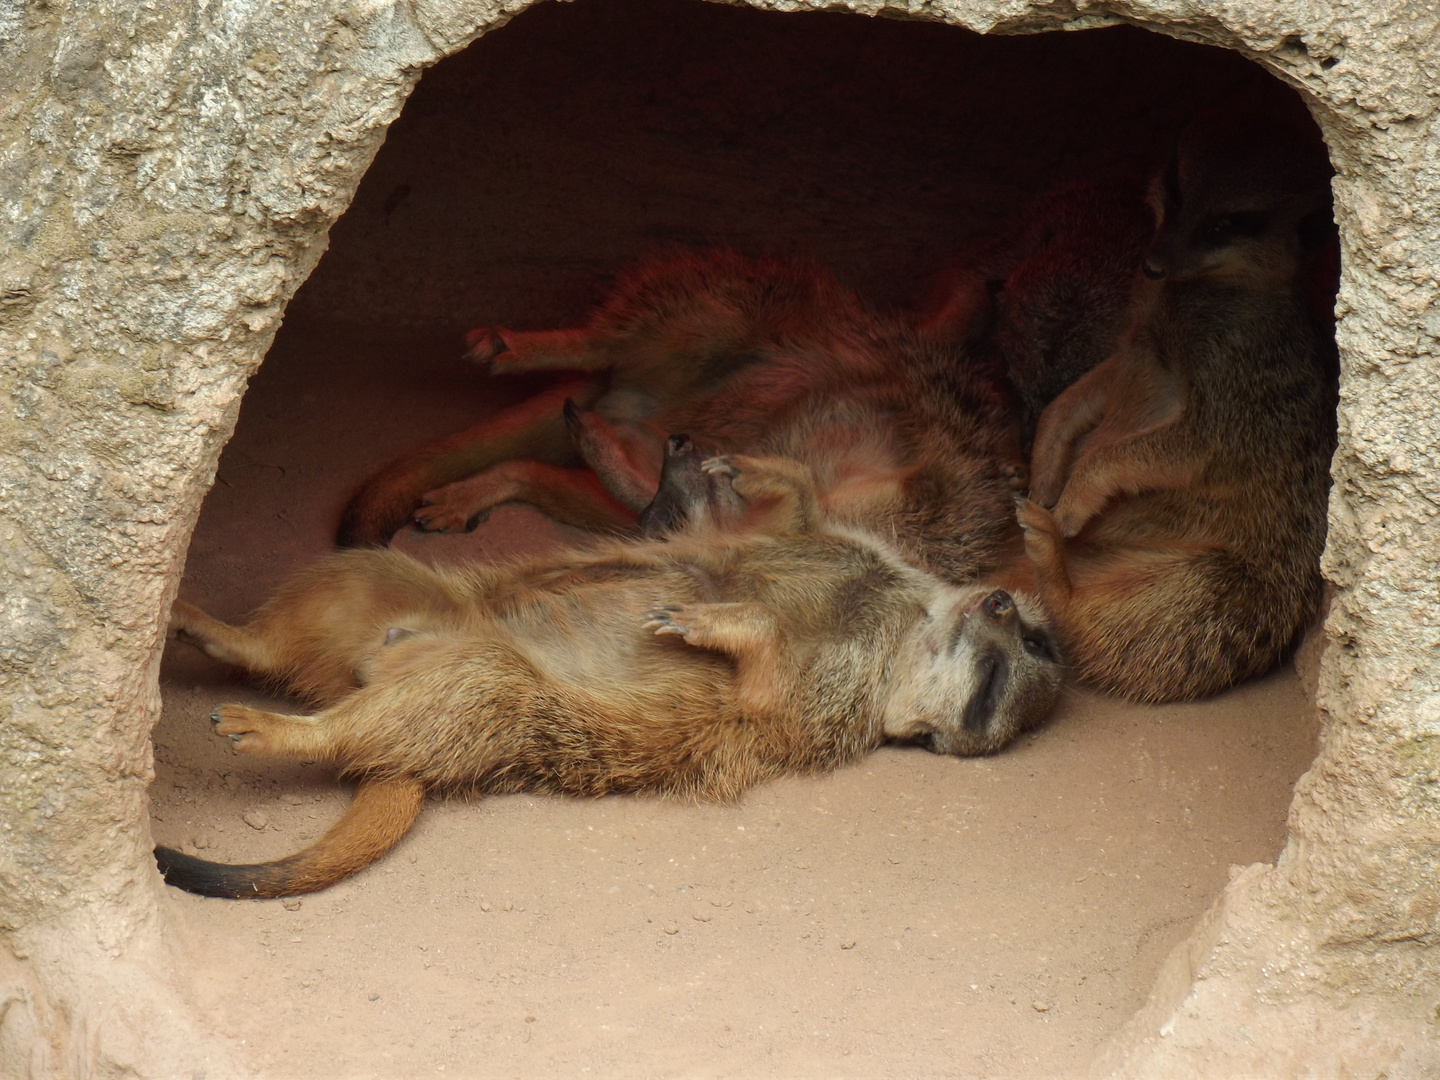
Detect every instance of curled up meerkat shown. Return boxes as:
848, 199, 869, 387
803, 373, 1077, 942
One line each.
1017, 108, 1337, 703
159, 451, 1063, 898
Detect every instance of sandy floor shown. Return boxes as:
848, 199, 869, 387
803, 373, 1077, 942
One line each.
151, 3, 1323, 1075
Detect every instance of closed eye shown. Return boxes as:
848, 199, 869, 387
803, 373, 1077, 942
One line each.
1194, 210, 1270, 247
1021, 630, 1056, 663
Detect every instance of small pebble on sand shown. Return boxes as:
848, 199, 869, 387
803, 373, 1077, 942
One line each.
1032, 1001, 1051, 1012
243, 810, 268, 831
283, 899, 302, 911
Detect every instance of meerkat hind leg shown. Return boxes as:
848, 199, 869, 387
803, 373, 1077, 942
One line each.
564, 399, 663, 512
468, 327, 601, 374
415, 460, 637, 533
171, 599, 283, 675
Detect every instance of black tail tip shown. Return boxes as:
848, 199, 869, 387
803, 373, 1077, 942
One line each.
154, 844, 275, 900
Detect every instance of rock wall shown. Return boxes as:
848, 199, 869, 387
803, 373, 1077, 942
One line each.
0, 0, 1434, 1074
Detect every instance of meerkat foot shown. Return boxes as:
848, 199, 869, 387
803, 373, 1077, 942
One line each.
463, 327, 510, 369
211, 704, 285, 754
414, 479, 488, 533
211, 704, 324, 757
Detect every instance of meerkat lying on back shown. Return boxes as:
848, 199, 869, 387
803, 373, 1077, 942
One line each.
337, 251, 1025, 589
160, 452, 1062, 898
1018, 109, 1337, 702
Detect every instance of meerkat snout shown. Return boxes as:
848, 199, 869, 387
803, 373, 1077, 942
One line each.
980, 589, 1015, 623
886, 585, 1064, 756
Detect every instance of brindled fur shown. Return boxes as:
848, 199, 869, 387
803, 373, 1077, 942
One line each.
338, 251, 1024, 590
1018, 108, 1337, 703
165, 455, 1063, 897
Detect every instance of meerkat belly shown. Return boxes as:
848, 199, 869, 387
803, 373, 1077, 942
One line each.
496, 584, 731, 698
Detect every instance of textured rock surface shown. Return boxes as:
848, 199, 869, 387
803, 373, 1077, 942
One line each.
0, 0, 1435, 1074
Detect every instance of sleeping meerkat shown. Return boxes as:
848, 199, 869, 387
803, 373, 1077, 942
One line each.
159, 453, 1063, 898
336, 251, 1026, 590
1018, 109, 1337, 703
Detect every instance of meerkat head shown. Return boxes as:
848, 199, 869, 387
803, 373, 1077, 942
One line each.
882, 585, 1064, 756
1142, 108, 1334, 289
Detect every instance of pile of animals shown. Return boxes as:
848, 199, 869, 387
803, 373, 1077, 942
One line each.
158, 104, 1338, 898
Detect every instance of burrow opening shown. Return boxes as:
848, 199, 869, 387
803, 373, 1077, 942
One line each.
153, 1, 1335, 1072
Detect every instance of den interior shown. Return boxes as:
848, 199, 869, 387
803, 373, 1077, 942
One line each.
150, 0, 1332, 1074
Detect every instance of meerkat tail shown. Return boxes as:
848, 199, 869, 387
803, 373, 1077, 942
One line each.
154, 777, 425, 898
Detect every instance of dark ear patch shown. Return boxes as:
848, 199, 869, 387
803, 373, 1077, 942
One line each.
961, 652, 1006, 733
1192, 210, 1271, 249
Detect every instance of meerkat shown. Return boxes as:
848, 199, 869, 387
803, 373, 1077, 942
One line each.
158, 453, 1063, 898
1017, 108, 1337, 703
336, 251, 1026, 588
988, 179, 1157, 435
920, 178, 1156, 439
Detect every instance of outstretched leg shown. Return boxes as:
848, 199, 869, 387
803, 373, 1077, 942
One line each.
211, 703, 336, 760
564, 399, 664, 512
1028, 358, 1116, 507
1015, 498, 1073, 606
466, 326, 603, 375
170, 600, 284, 675
337, 375, 604, 547
415, 460, 638, 533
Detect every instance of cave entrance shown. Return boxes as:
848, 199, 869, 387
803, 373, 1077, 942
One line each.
152, 1, 1332, 1073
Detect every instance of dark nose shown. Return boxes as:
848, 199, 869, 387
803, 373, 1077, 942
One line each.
982, 590, 1014, 623
666, 434, 693, 457
1142, 260, 1167, 280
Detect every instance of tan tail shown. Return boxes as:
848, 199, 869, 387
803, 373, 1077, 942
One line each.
155, 777, 425, 898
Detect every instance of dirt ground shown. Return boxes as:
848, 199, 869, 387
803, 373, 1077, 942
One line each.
151, 3, 1324, 1075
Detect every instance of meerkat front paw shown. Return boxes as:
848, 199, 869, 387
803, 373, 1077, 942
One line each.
702, 454, 809, 500
643, 606, 690, 636
700, 456, 739, 483
642, 605, 715, 647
